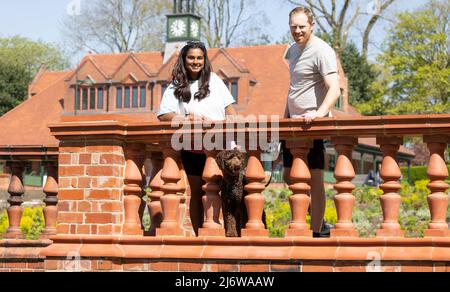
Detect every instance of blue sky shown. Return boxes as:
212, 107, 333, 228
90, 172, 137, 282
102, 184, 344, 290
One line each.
0, 0, 428, 63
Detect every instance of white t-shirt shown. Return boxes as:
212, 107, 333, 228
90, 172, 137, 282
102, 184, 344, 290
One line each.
157, 72, 235, 121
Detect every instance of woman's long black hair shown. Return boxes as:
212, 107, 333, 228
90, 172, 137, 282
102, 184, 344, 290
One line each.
172, 41, 212, 103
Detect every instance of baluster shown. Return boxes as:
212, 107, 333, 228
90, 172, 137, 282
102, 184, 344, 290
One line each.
123, 144, 145, 236
156, 148, 184, 236
331, 137, 359, 237
148, 151, 164, 236
242, 150, 269, 237
285, 139, 313, 237
42, 162, 58, 237
376, 137, 404, 237
5, 162, 25, 239
199, 150, 225, 237
424, 135, 449, 237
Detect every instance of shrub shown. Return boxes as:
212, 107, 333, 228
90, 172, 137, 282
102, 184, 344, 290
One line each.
401, 165, 450, 184
0, 207, 45, 240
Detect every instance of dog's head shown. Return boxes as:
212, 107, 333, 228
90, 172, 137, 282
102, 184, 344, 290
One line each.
215, 149, 246, 177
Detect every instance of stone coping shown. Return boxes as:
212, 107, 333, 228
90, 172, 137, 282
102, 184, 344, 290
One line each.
48, 115, 450, 143
41, 235, 450, 262
0, 239, 52, 260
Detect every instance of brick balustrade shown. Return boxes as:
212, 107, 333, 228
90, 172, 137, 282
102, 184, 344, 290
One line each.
0, 115, 449, 272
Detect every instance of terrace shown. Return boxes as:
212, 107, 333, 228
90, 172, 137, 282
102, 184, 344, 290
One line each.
0, 114, 449, 272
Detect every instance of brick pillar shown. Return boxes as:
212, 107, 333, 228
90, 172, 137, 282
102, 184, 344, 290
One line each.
57, 140, 125, 236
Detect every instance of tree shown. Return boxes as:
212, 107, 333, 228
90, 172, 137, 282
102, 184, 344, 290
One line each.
198, 0, 269, 48
287, 0, 397, 57
0, 60, 30, 116
61, 0, 171, 54
340, 42, 377, 106
0, 36, 69, 77
375, 0, 449, 115
0, 36, 69, 116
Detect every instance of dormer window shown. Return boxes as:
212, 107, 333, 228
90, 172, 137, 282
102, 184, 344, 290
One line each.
74, 85, 106, 112
115, 84, 148, 109
223, 79, 238, 103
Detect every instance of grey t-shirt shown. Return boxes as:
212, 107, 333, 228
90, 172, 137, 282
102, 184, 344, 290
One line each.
285, 35, 337, 117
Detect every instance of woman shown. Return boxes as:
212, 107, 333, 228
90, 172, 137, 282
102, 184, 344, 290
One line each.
158, 41, 237, 235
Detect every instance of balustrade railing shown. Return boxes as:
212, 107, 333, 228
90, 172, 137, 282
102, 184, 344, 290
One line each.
1, 115, 449, 241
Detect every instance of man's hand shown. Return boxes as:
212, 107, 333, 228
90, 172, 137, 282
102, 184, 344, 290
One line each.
301, 110, 326, 124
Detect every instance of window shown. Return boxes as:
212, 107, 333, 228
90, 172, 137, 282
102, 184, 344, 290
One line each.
231, 81, 238, 102
132, 86, 138, 108
82, 88, 88, 110
140, 86, 146, 108
75, 88, 80, 110
116, 87, 123, 109
335, 89, 344, 110
161, 82, 168, 99
97, 88, 104, 110
124, 87, 131, 108
90, 88, 96, 109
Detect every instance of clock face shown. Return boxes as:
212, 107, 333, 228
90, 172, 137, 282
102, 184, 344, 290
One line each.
191, 21, 199, 38
170, 19, 187, 38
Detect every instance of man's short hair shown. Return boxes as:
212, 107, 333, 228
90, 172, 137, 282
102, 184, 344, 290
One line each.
289, 7, 314, 24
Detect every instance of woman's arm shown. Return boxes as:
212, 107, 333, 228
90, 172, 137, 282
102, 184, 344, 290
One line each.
158, 113, 178, 122
225, 104, 237, 116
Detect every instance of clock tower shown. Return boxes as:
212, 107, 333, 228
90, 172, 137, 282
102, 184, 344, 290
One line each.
164, 0, 201, 63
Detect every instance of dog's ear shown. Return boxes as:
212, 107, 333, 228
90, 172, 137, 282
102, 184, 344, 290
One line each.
215, 151, 226, 171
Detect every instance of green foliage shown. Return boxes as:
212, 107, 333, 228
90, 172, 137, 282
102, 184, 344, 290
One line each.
0, 211, 8, 236
0, 59, 31, 116
20, 208, 45, 240
315, 31, 378, 110
264, 188, 292, 238
401, 165, 450, 184
0, 207, 45, 240
264, 179, 450, 238
339, 43, 377, 106
0, 36, 69, 76
0, 36, 69, 116
374, 1, 449, 115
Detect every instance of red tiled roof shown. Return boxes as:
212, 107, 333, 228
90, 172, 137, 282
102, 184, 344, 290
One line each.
29, 69, 69, 97
0, 70, 71, 147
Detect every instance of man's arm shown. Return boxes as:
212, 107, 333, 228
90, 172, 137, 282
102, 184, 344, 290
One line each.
316, 72, 341, 117
303, 72, 340, 123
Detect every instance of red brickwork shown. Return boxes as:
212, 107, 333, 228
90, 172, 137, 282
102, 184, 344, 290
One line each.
37, 259, 450, 272
57, 141, 125, 236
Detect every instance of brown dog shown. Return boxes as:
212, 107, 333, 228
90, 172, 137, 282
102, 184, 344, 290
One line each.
215, 149, 267, 237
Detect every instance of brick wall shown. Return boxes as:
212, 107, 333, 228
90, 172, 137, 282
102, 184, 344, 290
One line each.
40, 259, 450, 272
57, 141, 125, 236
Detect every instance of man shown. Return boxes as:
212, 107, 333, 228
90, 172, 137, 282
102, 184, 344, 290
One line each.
283, 7, 341, 238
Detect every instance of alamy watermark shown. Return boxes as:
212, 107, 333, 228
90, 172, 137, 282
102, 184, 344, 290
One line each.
366, 0, 382, 15
170, 115, 280, 157
67, 0, 82, 16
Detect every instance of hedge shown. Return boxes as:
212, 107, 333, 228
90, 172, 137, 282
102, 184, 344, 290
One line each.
401, 165, 450, 184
